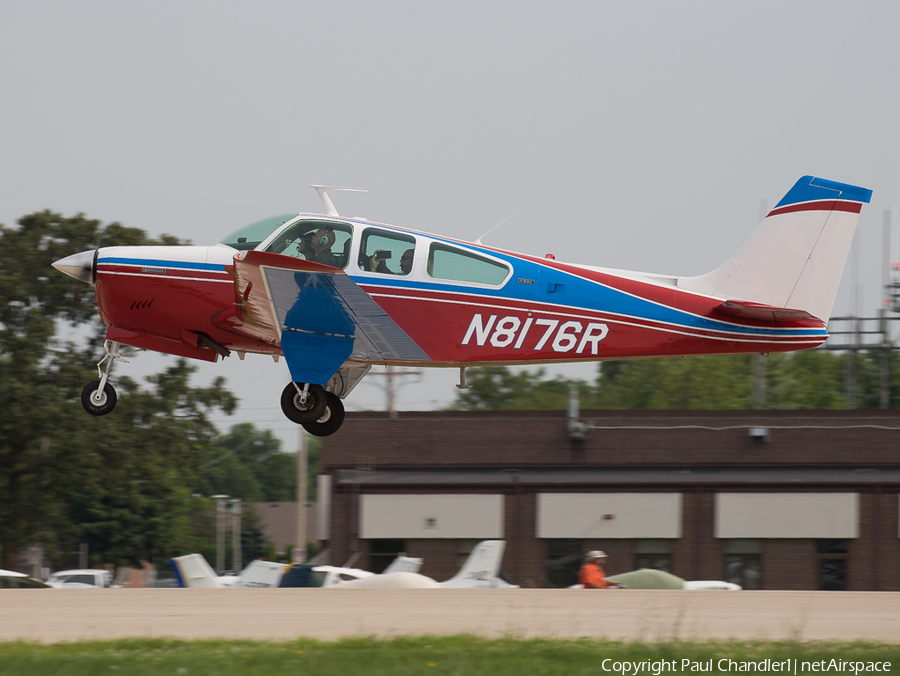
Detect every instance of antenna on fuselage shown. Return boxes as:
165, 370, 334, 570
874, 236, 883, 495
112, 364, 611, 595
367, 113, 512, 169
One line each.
474, 209, 519, 245
310, 185, 367, 217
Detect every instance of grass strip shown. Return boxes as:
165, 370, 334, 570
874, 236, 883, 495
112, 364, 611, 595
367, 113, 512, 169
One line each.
0, 635, 897, 676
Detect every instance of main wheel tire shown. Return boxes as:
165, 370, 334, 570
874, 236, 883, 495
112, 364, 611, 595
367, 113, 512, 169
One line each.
280, 382, 327, 424
81, 380, 117, 416
303, 392, 345, 437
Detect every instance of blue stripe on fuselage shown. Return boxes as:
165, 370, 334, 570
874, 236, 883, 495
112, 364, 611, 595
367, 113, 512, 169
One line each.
98, 256, 227, 272
352, 261, 827, 340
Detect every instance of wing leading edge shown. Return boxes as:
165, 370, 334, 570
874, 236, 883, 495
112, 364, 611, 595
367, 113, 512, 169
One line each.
232, 251, 430, 385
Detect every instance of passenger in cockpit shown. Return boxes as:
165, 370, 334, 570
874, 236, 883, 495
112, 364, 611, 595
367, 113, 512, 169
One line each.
399, 249, 414, 274
365, 248, 414, 275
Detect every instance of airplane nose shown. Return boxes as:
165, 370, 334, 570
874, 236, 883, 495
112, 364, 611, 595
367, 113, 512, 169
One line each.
52, 249, 97, 284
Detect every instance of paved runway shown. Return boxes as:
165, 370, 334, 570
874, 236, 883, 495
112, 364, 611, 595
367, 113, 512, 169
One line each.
2, 589, 898, 644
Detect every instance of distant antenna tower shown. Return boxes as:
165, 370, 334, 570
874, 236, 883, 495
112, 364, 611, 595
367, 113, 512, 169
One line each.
751, 198, 768, 409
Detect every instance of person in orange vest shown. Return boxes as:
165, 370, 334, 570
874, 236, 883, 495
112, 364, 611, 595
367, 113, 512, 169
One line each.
577, 550, 625, 589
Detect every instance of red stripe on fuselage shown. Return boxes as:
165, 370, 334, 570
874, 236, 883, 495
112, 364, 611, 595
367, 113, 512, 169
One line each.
359, 284, 825, 364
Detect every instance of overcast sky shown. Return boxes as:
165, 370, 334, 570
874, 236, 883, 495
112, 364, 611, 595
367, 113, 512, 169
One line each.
3, 1, 900, 449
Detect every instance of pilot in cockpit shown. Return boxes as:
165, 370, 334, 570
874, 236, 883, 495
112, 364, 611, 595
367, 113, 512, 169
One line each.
298, 228, 338, 267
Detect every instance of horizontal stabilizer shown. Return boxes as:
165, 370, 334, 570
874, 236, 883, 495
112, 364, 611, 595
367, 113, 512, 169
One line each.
713, 300, 816, 323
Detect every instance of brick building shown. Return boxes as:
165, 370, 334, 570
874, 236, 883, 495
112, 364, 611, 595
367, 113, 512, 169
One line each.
318, 410, 900, 590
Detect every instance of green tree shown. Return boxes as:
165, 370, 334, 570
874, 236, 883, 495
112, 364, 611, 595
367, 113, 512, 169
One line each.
452, 350, 900, 413
0, 211, 233, 569
594, 355, 754, 409
451, 365, 593, 411
198, 423, 294, 502
198, 424, 321, 502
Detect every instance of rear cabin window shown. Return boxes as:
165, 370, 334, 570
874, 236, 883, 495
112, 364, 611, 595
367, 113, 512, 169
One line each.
359, 228, 416, 276
427, 243, 509, 285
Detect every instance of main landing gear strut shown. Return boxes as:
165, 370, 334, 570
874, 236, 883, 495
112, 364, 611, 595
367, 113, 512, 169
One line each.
80, 341, 140, 416
280, 382, 345, 437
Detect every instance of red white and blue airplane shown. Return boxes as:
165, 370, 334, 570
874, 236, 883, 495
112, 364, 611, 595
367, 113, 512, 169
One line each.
53, 176, 872, 436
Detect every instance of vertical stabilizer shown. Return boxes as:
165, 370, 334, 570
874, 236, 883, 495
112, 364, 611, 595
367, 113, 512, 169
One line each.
383, 555, 423, 574
439, 540, 518, 588
169, 553, 224, 588
681, 176, 872, 322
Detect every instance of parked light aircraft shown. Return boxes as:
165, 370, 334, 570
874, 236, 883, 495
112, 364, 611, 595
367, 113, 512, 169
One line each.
569, 568, 741, 590
169, 540, 513, 589
168, 551, 421, 588
52, 176, 872, 436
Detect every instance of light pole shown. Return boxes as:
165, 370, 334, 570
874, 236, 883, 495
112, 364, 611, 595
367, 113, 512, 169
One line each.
211, 494, 229, 572
231, 499, 242, 571
295, 429, 307, 564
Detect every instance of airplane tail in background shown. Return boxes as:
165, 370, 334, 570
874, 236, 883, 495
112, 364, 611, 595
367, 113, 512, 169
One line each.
383, 555, 423, 575
169, 554, 224, 588
681, 176, 872, 323
439, 540, 518, 589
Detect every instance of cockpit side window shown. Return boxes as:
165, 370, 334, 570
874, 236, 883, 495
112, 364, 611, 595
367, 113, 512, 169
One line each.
358, 228, 416, 276
264, 220, 353, 269
426, 243, 510, 285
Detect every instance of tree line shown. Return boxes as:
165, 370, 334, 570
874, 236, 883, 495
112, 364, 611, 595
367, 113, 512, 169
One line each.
451, 349, 900, 412
0, 211, 311, 572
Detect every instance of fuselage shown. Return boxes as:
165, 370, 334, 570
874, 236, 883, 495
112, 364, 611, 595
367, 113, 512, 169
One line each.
89, 213, 828, 367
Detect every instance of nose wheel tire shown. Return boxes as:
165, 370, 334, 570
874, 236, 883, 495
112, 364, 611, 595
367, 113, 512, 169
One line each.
81, 381, 117, 416
302, 392, 345, 437
280, 382, 327, 424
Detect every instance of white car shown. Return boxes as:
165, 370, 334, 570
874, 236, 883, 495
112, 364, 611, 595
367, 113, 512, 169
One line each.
0, 568, 50, 589
46, 569, 115, 589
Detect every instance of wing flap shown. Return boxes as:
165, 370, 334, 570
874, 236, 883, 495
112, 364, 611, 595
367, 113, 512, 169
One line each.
231, 251, 429, 384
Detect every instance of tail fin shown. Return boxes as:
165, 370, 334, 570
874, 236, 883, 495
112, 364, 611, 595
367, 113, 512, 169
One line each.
169, 553, 223, 588
681, 176, 872, 322
383, 555, 423, 574
439, 540, 518, 588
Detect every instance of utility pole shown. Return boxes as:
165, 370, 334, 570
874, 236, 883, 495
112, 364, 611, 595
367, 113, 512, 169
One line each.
211, 495, 229, 572
368, 366, 422, 418
295, 429, 307, 563
880, 209, 893, 409
822, 208, 899, 409
231, 499, 242, 571
751, 198, 768, 409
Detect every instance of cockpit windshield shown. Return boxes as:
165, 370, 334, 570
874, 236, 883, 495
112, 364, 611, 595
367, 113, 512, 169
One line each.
220, 214, 297, 250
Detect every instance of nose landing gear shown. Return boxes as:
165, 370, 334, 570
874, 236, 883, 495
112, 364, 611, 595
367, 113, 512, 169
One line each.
80, 341, 140, 416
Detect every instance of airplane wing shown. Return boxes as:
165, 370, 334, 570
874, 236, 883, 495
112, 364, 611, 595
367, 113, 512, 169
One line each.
229, 251, 430, 384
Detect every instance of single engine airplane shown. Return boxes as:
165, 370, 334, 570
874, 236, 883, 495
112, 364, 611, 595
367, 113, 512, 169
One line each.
53, 176, 872, 436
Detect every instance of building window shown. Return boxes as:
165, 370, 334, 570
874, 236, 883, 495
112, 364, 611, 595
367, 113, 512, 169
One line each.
546, 539, 582, 588
635, 539, 673, 573
724, 539, 761, 590
817, 540, 847, 591
368, 539, 406, 574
